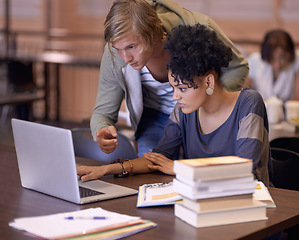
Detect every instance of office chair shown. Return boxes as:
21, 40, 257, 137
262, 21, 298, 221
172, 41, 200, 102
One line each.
71, 128, 137, 162
270, 137, 299, 154
270, 147, 299, 191
270, 145, 299, 239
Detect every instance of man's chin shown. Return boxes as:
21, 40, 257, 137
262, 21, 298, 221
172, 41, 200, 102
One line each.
129, 64, 143, 70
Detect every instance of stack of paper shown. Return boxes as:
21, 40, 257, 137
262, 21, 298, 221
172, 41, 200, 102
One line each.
173, 156, 270, 228
253, 181, 276, 208
9, 207, 156, 239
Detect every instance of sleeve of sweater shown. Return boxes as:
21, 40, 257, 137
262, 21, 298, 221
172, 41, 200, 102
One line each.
90, 44, 125, 141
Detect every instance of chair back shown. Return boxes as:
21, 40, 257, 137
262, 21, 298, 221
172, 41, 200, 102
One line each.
270, 147, 299, 191
72, 128, 137, 162
270, 137, 299, 154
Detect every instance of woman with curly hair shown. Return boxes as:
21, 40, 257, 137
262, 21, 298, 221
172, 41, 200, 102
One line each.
78, 24, 271, 187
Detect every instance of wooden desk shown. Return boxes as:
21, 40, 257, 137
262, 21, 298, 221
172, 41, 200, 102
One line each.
1, 146, 299, 240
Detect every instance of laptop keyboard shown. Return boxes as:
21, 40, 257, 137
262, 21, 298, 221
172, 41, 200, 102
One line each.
79, 186, 104, 198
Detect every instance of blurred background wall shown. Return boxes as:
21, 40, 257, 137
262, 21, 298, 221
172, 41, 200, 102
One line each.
0, 0, 298, 123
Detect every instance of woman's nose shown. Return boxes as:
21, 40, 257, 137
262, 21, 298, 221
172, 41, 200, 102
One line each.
173, 90, 180, 100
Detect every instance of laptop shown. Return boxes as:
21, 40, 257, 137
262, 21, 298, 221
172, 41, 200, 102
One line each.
11, 118, 138, 204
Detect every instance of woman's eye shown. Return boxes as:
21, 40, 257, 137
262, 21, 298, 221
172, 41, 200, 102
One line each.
179, 88, 187, 92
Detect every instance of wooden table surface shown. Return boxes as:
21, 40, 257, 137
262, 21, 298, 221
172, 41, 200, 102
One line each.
1, 146, 299, 240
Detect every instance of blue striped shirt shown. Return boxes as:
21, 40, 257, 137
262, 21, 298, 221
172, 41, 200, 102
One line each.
140, 66, 175, 115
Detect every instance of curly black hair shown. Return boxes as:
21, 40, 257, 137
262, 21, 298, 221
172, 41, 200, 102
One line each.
164, 24, 232, 88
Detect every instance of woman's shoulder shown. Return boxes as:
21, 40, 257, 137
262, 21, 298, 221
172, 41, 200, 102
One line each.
238, 88, 267, 119
241, 87, 262, 97
239, 87, 264, 107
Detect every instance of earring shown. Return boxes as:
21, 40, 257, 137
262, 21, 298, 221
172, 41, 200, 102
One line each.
206, 87, 214, 96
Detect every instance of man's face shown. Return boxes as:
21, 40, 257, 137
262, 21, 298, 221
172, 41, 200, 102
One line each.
112, 32, 153, 70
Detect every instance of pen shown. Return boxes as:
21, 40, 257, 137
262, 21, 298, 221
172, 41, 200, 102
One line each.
65, 216, 107, 220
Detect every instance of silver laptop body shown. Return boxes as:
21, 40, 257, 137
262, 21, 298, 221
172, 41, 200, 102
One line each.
11, 118, 138, 204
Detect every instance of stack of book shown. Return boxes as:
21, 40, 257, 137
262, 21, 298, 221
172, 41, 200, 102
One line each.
173, 156, 268, 228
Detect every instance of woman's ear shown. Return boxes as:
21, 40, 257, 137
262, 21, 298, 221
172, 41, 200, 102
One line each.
205, 73, 215, 96
206, 73, 215, 89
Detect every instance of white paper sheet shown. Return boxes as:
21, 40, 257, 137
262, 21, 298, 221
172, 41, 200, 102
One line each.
9, 207, 140, 239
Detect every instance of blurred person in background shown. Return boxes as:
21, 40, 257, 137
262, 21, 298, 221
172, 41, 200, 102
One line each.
245, 29, 299, 102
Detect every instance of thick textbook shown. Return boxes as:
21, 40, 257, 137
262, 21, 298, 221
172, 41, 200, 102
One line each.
173, 178, 256, 200
181, 194, 254, 213
175, 200, 267, 228
137, 182, 182, 207
175, 174, 254, 190
180, 181, 276, 213
173, 156, 252, 181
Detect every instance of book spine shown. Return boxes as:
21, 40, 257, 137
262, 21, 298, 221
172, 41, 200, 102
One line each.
174, 162, 252, 181
182, 197, 255, 213
174, 202, 267, 228
173, 178, 255, 200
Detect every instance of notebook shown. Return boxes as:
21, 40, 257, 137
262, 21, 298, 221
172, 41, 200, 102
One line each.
11, 118, 138, 204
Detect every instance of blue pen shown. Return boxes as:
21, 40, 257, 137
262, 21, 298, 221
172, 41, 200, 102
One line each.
65, 216, 106, 220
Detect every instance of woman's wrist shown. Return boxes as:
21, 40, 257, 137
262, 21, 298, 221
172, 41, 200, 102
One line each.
111, 159, 133, 177
102, 163, 122, 176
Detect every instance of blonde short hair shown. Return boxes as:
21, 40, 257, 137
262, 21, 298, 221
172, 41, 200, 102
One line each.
104, 0, 165, 48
